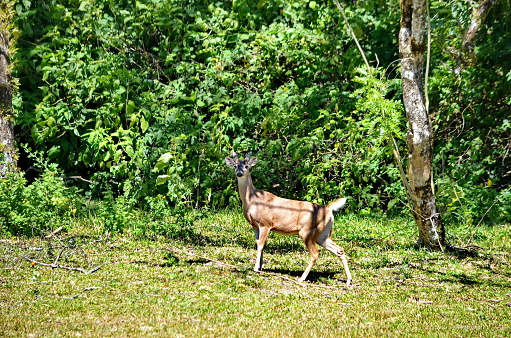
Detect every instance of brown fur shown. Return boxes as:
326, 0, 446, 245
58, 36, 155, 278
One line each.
226, 153, 352, 284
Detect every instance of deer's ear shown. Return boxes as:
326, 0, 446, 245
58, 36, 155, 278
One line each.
247, 157, 258, 167
225, 157, 236, 168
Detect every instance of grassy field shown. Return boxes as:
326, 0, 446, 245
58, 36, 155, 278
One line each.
1, 210, 510, 337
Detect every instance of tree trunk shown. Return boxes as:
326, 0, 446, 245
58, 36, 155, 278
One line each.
0, 1, 16, 176
399, 0, 444, 250
461, 0, 499, 66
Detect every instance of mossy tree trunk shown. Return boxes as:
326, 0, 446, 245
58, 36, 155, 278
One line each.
0, 0, 16, 177
460, 0, 498, 67
399, 0, 444, 250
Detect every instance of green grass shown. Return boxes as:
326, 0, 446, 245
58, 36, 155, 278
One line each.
1, 210, 510, 337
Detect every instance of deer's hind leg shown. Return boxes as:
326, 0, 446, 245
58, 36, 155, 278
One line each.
316, 219, 352, 285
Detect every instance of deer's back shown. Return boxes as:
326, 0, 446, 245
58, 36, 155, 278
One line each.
243, 189, 331, 234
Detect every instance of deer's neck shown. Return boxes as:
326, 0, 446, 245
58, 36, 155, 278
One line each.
237, 173, 256, 207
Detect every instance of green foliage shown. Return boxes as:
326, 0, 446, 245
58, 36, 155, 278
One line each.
88, 193, 138, 234
428, 0, 511, 224
0, 168, 207, 238
10, 0, 511, 225
14, 0, 401, 211
350, 67, 404, 149
344, 66, 406, 212
0, 169, 82, 236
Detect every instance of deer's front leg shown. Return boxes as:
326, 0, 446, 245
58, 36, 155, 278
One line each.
254, 227, 269, 272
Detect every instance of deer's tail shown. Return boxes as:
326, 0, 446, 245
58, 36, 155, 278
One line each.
327, 198, 347, 212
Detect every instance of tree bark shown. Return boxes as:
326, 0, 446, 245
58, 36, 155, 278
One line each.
0, 0, 16, 176
461, 0, 498, 57
446, 0, 499, 73
399, 0, 443, 250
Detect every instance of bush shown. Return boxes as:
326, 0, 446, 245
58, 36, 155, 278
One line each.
13, 0, 402, 211
0, 168, 208, 239
0, 169, 83, 236
11, 0, 510, 225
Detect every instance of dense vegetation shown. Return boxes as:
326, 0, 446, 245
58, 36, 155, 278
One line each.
2, 0, 510, 236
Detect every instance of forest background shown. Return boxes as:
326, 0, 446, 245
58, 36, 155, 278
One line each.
2, 0, 511, 237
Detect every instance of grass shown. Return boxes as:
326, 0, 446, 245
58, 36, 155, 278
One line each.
1, 210, 510, 337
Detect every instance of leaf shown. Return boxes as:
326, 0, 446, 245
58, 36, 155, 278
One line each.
153, 153, 173, 172
114, 150, 123, 161
140, 116, 149, 133
47, 117, 56, 127
78, 1, 90, 11
156, 175, 170, 185
387, 198, 397, 210
126, 100, 136, 115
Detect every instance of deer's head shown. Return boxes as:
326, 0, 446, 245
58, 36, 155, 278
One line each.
225, 152, 258, 178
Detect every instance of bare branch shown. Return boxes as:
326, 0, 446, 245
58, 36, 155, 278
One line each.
45, 226, 64, 239
333, 0, 370, 70
25, 257, 103, 274
66, 176, 97, 184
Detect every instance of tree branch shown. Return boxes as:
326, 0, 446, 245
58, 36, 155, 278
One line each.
333, 0, 370, 70
66, 176, 97, 184
461, 0, 499, 65
25, 257, 103, 274
462, 0, 498, 52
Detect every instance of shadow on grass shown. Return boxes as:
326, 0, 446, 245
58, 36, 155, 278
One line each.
175, 254, 346, 284
262, 268, 345, 283
415, 266, 485, 286
170, 234, 226, 247
410, 261, 511, 288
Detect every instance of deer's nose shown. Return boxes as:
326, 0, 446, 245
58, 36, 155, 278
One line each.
236, 171, 244, 177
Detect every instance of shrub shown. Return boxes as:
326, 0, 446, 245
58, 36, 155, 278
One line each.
0, 169, 83, 236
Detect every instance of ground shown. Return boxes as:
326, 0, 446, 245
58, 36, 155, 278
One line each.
1, 211, 510, 337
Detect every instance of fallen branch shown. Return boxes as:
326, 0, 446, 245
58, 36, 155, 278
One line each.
62, 294, 81, 300
45, 226, 64, 239
63, 287, 101, 300
25, 257, 103, 274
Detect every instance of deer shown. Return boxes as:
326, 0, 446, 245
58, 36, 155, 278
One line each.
225, 152, 352, 285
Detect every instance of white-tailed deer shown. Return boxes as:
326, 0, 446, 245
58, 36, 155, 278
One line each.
225, 152, 352, 285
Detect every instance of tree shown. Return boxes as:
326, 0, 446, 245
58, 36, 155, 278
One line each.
399, 0, 444, 250
399, 0, 501, 249
0, 0, 16, 176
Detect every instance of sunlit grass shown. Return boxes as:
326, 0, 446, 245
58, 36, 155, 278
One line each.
1, 210, 510, 337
